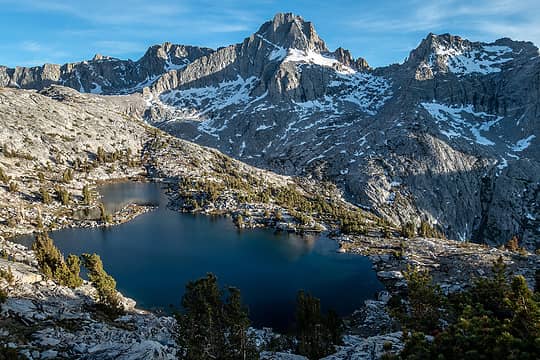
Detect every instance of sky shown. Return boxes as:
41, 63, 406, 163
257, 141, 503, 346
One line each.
0, 0, 538, 68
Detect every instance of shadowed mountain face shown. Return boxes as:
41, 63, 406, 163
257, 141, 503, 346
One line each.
1, 13, 539, 249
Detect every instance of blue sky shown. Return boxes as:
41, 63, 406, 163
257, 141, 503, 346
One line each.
0, 0, 538, 68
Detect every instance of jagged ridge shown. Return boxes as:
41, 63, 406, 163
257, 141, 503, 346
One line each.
1, 13, 539, 249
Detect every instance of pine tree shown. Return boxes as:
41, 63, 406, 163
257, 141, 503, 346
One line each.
177, 274, 256, 360
402, 266, 444, 333
236, 214, 244, 228
0, 167, 9, 184
39, 187, 52, 205
401, 222, 416, 238
81, 253, 122, 315
82, 185, 92, 205
55, 186, 71, 205
62, 168, 73, 183
535, 269, 540, 293
8, 181, 18, 193
178, 273, 226, 359
295, 290, 342, 359
99, 203, 112, 223
506, 235, 520, 252
223, 287, 254, 359
97, 146, 106, 163
400, 258, 540, 359
32, 232, 82, 288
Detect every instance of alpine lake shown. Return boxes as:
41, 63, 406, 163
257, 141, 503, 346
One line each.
15, 181, 383, 331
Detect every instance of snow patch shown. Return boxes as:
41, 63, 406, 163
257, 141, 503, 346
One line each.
330, 72, 392, 115
284, 49, 355, 74
421, 102, 502, 145
256, 123, 275, 131
510, 135, 536, 152
90, 82, 103, 94
269, 47, 287, 61
157, 75, 259, 135
430, 42, 513, 76
496, 158, 508, 170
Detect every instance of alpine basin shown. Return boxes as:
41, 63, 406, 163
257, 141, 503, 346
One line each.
16, 181, 383, 331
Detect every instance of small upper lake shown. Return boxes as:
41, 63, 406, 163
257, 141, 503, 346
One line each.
15, 182, 383, 331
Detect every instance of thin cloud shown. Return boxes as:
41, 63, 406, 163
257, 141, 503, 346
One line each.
20, 41, 44, 52
345, 0, 540, 47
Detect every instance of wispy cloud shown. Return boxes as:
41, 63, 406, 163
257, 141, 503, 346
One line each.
0, 0, 256, 29
20, 41, 44, 52
16, 41, 71, 65
345, 0, 540, 46
0, 0, 538, 68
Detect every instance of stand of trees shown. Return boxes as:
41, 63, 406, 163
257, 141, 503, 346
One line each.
32, 232, 82, 288
32, 233, 122, 317
176, 273, 257, 360
295, 290, 344, 359
175, 275, 344, 360
393, 257, 540, 359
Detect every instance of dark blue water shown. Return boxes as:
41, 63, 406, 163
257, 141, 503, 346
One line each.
16, 182, 383, 331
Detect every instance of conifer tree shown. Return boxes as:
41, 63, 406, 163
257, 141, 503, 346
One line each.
82, 185, 92, 205
39, 187, 52, 205
81, 253, 122, 315
177, 273, 256, 360
295, 290, 343, 359
32, 232, 82, 288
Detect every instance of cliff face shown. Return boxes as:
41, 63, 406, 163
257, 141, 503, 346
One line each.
1, 13, 539, 249
143, 15, 540, 249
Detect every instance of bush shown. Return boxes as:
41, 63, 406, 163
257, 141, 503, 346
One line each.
0, 344, 20, 359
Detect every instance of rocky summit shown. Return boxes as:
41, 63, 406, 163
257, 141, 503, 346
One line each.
1, 12, 539, 250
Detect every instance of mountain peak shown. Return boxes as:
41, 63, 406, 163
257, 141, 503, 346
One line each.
92, 53, 112, 61
255, 12, 328, 52
406, 32, 520, 79
409, 33, 469, 62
